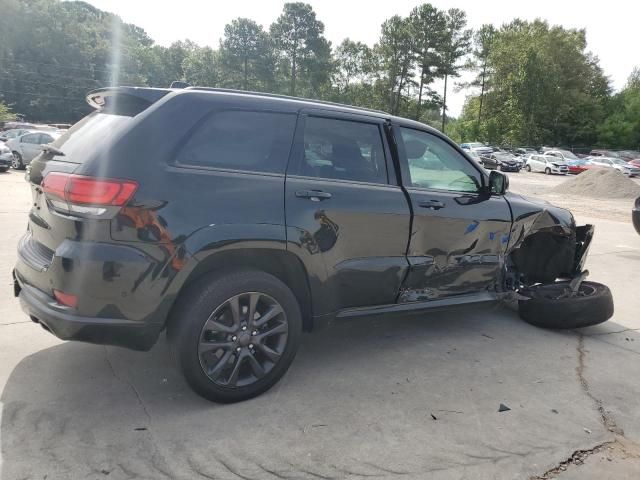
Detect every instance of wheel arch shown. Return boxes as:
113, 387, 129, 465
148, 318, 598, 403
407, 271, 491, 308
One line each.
168, 248, 315, 332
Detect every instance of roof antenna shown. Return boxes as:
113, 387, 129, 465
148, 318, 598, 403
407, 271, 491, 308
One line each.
170, 81, 191, 89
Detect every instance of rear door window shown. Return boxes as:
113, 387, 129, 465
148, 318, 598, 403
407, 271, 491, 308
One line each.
176, 110, 297, 174
296, 116, 388, 184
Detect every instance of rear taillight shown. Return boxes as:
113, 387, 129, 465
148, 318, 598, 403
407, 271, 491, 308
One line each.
53, 289, 78, 308
42, 172, 138, 217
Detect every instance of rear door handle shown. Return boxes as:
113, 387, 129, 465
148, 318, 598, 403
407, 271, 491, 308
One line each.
418, 199, 445, 210
295, 190, 332, 202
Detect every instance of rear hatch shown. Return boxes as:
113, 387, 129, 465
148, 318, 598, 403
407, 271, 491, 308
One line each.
20, 88, 169, 280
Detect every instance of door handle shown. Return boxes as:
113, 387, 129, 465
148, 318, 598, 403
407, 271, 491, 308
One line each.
295, 190, 332, 202
418, 199, 445, 210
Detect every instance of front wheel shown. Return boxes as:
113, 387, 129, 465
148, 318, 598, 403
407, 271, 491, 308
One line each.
525, 165, 531, 172
545, 167, 551, 175
518, 281, 613, 329
11, 152, 23, 170
169, 269, 302, 403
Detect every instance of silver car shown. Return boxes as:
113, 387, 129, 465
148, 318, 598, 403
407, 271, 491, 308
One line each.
586, 156, 640, 177
6, 131, 60, 169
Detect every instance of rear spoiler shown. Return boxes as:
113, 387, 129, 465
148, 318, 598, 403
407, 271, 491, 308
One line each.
86, 87, 171, 113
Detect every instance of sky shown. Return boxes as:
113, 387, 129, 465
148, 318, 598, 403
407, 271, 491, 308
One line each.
83, 0, 640, 117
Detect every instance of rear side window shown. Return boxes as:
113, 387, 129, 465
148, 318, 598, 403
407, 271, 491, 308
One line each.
176, 110, 296, 174
297, 116, 388, 184
49, 112, 133, 163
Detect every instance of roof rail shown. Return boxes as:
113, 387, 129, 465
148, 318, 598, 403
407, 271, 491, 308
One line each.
184, 86, 389, 116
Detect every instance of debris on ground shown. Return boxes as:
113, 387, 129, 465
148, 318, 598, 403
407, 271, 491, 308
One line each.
551, 168, 640, 199
584, 427, 592, 434
430, 414, 437, 420
551, 409, 559, 414
498, 403, 511, 412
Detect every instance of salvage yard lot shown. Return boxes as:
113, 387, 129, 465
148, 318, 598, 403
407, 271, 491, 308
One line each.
1, 169, 640, 479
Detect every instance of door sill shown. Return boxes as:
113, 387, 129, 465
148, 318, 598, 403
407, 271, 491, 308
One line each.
335, 292, 498, 319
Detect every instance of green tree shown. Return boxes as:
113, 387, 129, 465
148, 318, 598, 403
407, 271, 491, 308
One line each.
599, 68, 640, 148
0, 101, 17, 123
182, 46, 218, 86
439, 8, 472, 131
409, 4, 446, 121
269, 3, 328, 96
219, 18, 271, 90
377, 15, 415, 115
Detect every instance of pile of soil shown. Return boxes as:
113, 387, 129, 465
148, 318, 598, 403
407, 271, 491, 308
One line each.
551, 168, 640, 199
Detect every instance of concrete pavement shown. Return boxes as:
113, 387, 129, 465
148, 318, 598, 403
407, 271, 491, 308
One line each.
1, 168, 639, 479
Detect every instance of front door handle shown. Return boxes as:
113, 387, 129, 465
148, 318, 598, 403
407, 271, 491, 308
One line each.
418, 199, 445, 210
295, 190, 332, 202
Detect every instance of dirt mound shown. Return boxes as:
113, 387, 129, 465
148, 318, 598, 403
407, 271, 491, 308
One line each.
551, 168, 640, 199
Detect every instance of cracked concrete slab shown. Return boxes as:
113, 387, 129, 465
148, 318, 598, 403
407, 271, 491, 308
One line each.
1, 170, 639, 479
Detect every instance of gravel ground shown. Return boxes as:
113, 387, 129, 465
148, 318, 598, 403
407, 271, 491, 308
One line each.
506, 170, 640, 222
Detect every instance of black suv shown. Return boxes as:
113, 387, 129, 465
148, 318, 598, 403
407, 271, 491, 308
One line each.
14, 87, 613, 403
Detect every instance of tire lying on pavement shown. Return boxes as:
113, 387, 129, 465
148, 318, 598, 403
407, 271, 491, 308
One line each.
518, 281, 613, 329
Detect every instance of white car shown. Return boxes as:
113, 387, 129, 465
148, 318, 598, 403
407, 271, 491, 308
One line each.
586, 156, 640, 177
544, 149, 581, 163
6, 131, 60, 169
524, 154, 569, 175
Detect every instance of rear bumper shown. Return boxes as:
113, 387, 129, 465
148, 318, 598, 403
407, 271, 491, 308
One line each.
15, 272, 162, 351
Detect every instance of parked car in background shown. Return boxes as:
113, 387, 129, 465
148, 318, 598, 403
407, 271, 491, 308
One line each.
586, 156, 640, 177
0, 128, 34, 142
48, 123, 72, 130
492, 152, 521, 172
524, 154, 569, 175
617, 150, 640, 166
0, 142, 12, 172
478, 153, 499, 170
566, 158, 597, 174
460, 142, 494, 157
514, 147, 536, 157
6, 131, 60, 169
545, 149, 581, 162
590, 149, 621, 158
633, 197, 640, 235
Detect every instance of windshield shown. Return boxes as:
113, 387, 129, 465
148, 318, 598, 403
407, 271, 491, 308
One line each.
611, 158, 628, 166
49, 111, 132, 163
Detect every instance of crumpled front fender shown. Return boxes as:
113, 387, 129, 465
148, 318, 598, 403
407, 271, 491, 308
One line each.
504, 193, 589, 285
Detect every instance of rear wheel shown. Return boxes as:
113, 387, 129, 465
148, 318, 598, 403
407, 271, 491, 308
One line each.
169, 269, 302, 403
11, 152, 23, 170
518, 281, 613, 329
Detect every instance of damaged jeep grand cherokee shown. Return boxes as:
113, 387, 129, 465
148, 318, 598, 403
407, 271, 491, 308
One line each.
13, 87, 613, 403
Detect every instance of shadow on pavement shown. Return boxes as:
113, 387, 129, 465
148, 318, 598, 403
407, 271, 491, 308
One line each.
2, 303, 638, 480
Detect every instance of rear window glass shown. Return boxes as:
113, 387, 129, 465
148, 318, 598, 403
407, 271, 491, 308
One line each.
176, 110, 296, 174
49, 112, 132, 163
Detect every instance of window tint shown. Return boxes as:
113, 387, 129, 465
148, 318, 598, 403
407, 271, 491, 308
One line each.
177, 110, 296, 173
22, 134, 39, 144
400, 127, 481, 193
39, 134, 53, 144
297, 116, 388, 184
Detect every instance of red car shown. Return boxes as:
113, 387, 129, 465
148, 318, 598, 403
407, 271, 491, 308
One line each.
566, 159, 599, 174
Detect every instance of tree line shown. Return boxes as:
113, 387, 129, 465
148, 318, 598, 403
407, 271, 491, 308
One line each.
0, 0, 638, 149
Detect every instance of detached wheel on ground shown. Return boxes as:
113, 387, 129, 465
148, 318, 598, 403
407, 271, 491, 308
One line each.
11, 152, 23, 170
518, 281, 613, 329
168, 269, 302, 403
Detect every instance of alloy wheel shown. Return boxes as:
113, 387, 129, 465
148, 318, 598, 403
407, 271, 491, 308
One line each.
198, 292, 288, 388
